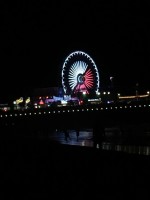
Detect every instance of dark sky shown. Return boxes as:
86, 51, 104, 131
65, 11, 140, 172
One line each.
1, 0, 150, 100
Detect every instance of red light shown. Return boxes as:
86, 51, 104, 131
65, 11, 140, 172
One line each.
39, 100, 44, 105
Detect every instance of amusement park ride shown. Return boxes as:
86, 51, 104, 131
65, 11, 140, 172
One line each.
0, 50, 150, 113
62, 51, 100, 96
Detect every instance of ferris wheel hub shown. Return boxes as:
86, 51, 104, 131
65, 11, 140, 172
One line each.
77, 74, 85, 84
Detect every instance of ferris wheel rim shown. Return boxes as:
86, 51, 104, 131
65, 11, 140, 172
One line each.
62, 51, 100, 94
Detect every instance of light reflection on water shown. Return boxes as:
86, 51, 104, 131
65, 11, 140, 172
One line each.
79, 135, 150, 156
102, 142, 150, 156
49, 128, 150, 156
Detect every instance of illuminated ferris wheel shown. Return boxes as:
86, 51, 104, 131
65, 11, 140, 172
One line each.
62, 51, 100, 95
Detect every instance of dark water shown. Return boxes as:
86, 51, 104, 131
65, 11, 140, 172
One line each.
1, 123, 150, 198
47, 125, 150, 156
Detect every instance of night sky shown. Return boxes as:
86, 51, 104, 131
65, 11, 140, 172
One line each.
1, 1, 150, 100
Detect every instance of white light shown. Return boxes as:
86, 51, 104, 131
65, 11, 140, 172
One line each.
62, 51, 100, 93
68, 61, 88, 90
61, 100, 67, 105
96, 91, 100, 95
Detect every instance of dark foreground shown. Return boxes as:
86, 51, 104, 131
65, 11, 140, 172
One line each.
2, 135, 150, 199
